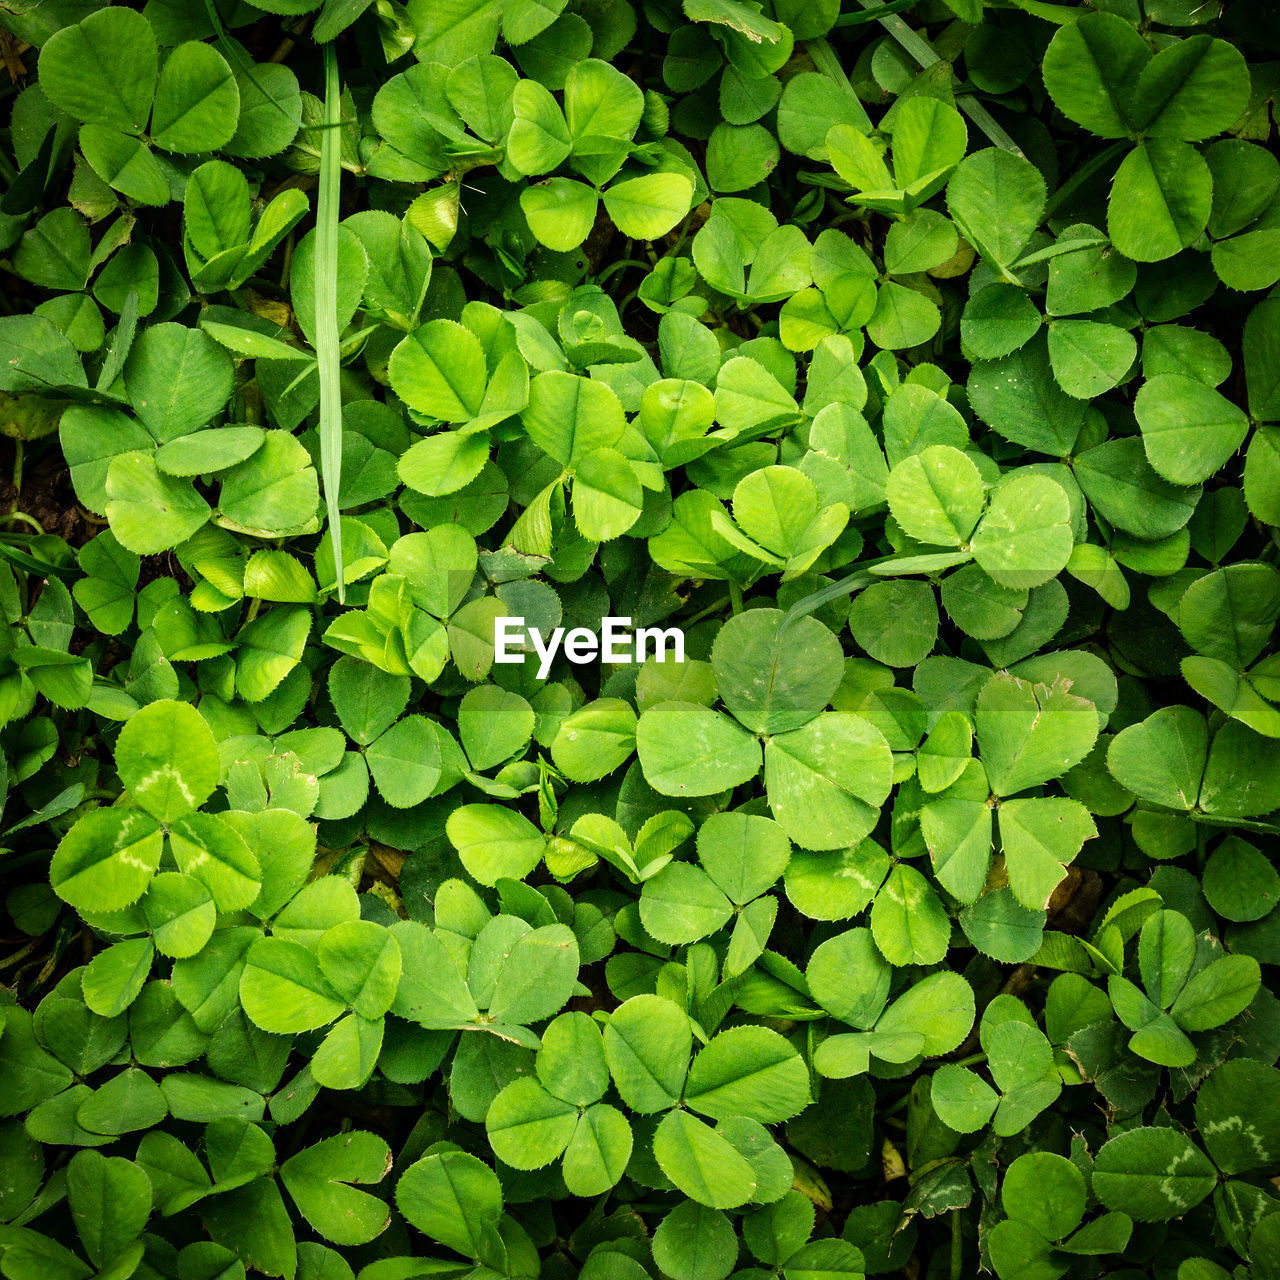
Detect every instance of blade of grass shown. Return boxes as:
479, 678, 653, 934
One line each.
1043, 140, 1127, 219
807, 37, 874, 134
779, 550, 971, 632
202, 0, 308, 129
850, 0, 1026, 157
317, 43, 345, 602
835, 0, 919, 25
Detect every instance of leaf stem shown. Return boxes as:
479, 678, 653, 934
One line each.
595, 258, 653, 286
0, 511, 45, 536
729, 580, 744, 614
681, 594, 732, 628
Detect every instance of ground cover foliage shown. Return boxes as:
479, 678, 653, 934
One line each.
0, 0, 1280, 1277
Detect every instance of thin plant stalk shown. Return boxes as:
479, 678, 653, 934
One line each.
851, 0, 1025, 156
317, 43, 345, 602
807, 38, 874, 134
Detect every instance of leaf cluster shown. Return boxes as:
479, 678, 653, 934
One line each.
0, 1, 1279, 1279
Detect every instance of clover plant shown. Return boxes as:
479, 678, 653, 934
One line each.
1, 1, 1279, 1279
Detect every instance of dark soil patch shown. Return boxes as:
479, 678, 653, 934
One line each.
0, 439, 97, 548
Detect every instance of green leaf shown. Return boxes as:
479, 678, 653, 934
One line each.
151, 42, 240, 154
1170, 953, 1261, 1030
79, 126, 169, 206
537, 1012, 609, 1106
604, 173, 694, 239
697, 811, 791, 905
446, 804, 545, 886
918, 710, 973, 793
1135, 374, 1250, 486
977, 674, 1099, 797
1041, 12, 1149, 139
317, 920, 402, 1019
962, 285, 1042, 360
83, 938, 155, 1017
988, 1024, 1059, 1136
1092, 1128, 1215, 1222
460, 684, 535, 772
396, 1150, 503, 1262
1107, 706, 1206, 810
707, 122, 779, 193
524, 371, 625, 466
640, 862, 732, 944
931, 1065, 997, 1134
156, 427, 265, 477
489, 924, 579, 1024
67, 1150, 153, 1268
1002, 1151, 1086, 1241
971, 472, 1074, 590
184, 160, 250, 260
170, 814, 262, 912
1073, 437, 1201, 541
1131, 36, 1251, 141
876, 970, 974, 1057
684, 1026, 810, 1124
653, 1109, 758, 1209
1194, 1059, 1280, 1175
389, 320, 488, 421
280, 1133, 392, 1246
999, 798, 1096, 909
366, 715, 444, 808
50, 808, 163, 912
116, 700, 219, 823
1179, 564, 1280, 668
562, 1104, 632, 1196
711, 608, 843, 733
236, 606, 311, 703
603, 994, 691, 1113
239, 937, 346, 1034
848, 579, 939, 668
485, 1078, 577, 1169
143, 873, 216, 960
573, 447, 643, 541
870, 863, 950, 965
1202, 836, 1280, 923
123, 323, 234, 443
807, 927, 890, 1025
1047, 320, 1136, 399
508, 79, 571, 175
38, 8, 158, 133
390, 919, 477, 1028
1108, 142, 1212, 263
886, 445, 986, 547
765, 712, 893, 850
105, 453, 211, 555
521, 179, 598, 251
217, 431, 319, 536
637, 702, 762, 797
947, 148, 1046, 269
969, 338, 1085, 456
550, 698, 637, 781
